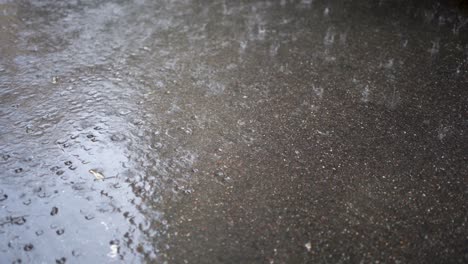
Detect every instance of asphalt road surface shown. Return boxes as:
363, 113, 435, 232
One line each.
0, 0, 467, 263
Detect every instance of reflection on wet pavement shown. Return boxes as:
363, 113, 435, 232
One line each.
0, 0, 467, 263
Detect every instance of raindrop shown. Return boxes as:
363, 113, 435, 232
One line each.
305, 241, 312, 252
111, 134, 125, 142
23, 244, 34, 251
72, 183, 85, 191
214, 171, 230, 181
84, 214, 95, 220
56, 139, 68, 144
35, 230, 44, 236
56, 257, 66, 264
108, 244, 119, 258
12, 216, 26, 225
151, 142, 163, 149
38, 192, 49, 198
64, 161, 72, 166
50, 207, 59, 216
14, 168, 23, 173
56, 229, 65, 235
2, 154, 10, 161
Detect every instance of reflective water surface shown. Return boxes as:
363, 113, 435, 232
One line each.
1, 0, 467, 263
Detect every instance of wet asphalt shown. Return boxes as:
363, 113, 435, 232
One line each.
0, 0, 467, 263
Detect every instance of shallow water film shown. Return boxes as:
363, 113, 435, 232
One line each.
1, 0, 467, 263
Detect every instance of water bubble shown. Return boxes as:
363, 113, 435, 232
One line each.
14, 168, 23, 173
35, 230, 44, 236
64, 161, 72, 166
56, 229, 65, 235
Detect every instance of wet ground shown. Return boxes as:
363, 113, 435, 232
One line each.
1, 0, 467, 263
